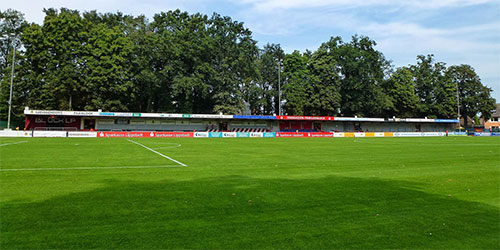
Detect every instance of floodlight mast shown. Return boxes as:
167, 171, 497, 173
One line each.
277, 58, 283, 116
7, 37, 16, 130
456, 80, 460, 130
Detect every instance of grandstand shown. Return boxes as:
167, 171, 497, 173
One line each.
23, 107, 457, 133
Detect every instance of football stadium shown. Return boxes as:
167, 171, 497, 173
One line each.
1, 5, 500, 250
1, 108, 499, 248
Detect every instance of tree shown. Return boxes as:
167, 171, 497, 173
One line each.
337, 36, 389, 117
282, 51, 309, 115
384, 67, 419, 117
447, 64, 496, 127
307, 38, 342, 116
207, 13, 259, 114
255, 43, 284, 115
410, 55, 456, 118
82, 23, 134, 111
0, 9, 27, 122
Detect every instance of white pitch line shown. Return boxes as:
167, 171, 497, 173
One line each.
0, 165, 182, 172
127, 139, 187, 167
0, 141, 28, 147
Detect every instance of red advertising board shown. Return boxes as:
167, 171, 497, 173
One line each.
154, 132, 193, 138
277, 116, 333, 121
276, 132, 334, 137
97, 132, 194, 138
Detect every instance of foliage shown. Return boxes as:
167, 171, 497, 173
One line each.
0, 8, 496, 119
446, 64, 496, 127
384, 67, 419, 117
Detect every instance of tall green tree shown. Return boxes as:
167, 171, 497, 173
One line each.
21, 8, 88, 110
282, 51, 309, 115
447, 64, 496, 127
383, 67, 418, 117
307, 38, 342, 116
410, 55, 456, 118
337, 36, 389, 117
207, 13, 259, 114
255, 43, 284, 115
82, 23, 134, 111
0, 9, 27, 122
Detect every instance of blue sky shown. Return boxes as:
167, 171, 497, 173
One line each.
4, 0, 500, 101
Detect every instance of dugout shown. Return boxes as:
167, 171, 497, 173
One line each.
23, 107, 457, 132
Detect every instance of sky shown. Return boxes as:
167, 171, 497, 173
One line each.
2, 0, 500, 101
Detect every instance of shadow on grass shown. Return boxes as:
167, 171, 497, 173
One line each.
1, 175, 498, 249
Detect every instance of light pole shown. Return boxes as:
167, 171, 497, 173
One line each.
456, 80, 460, 131
7, 37, 16, 129
277, 58, 282, 116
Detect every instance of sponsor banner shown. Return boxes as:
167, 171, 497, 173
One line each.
393, 132, 420, 137
310, 132, 333, 137
334, 117, 385, 122
237, 132, 251, 138
384, 132, 394, 137
67, 132, 97, 138
33, 131, 67, 137
249, 132, 263, 137
194, 132, 209, 138
387, 118, 434, 123
344, 132, 355, 137
365, 132, 375, 137
276, 132, 309, 137
474, 132, 491, 136
277, 115, 332, 121
393, 132, 445, 137
222, 132, 237, 138
263, 132, 275, 138
190, 114, 233, 119
423, 132, 446, 137
434, 119, 459, 123
97, 132, 151, 138
492, 132, 500, 136
450, 132, 467, 136
209, 132, 223, 138
233, 115, 276, 120
0, 130, 32, 137
354, 132, 365, 137
154, 132, 193, 138
374, 132, 385, 137
333, 132, 345, 137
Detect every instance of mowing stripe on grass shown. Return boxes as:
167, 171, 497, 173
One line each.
0, 165, 182, 172
126, 139, 187, 167
0, 141, 27, 147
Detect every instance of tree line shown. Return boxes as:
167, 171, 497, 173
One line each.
0, 8, 496, 126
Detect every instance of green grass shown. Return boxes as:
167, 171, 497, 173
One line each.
0, 137, 499, 249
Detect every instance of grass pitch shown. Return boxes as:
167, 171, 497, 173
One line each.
0, 137, 499, 249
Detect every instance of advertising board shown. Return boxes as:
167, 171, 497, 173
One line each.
67, 132, 97, 138
0, 130, 32, 137
194, 132, 209, 138
154, 132, 193, 138
237, 132, 250, 137
222, 132, 237, 138
333, 132, 344, 137
33, 131, 67, 137
209, 132, 223, 138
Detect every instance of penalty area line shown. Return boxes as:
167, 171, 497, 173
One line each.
127, 139, 187, 167
0, 165, 183, 172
